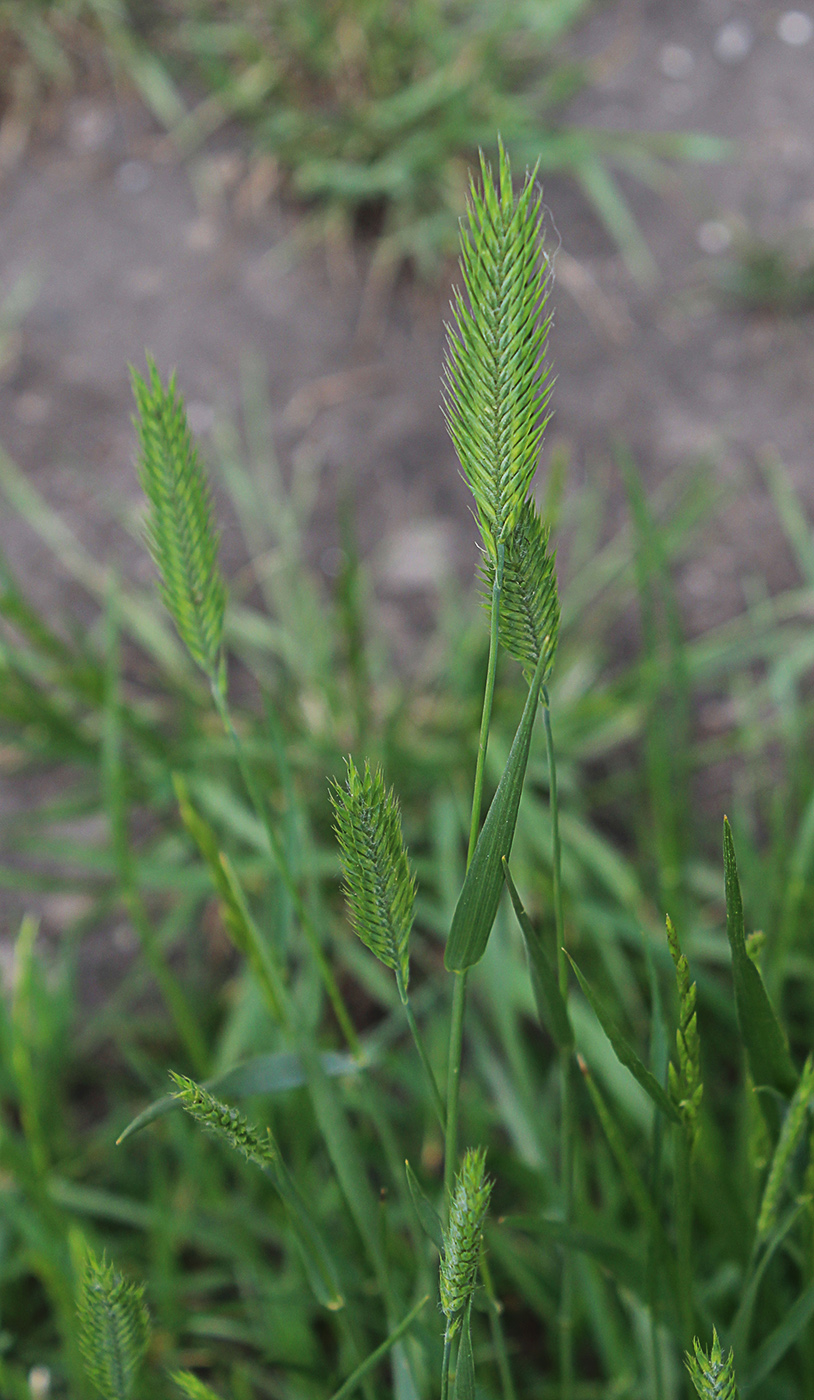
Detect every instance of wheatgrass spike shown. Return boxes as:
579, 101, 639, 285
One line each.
77, 1251, 150, 1400
443, 139, 553, 565
132, 355, 226, 684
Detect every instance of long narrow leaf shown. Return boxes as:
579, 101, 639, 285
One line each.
445, 651, 545, 970
568, 953, 680, 1123
503, 859, 573, 1049
723, 819, 797, 1096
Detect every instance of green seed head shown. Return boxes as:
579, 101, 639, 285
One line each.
440, 1147, 493, 1331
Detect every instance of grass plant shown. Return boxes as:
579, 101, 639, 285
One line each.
0, 142, 814, 1400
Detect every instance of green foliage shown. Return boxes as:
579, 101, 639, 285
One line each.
440, 1148, 493, 1334
3, 128, 814, 1400
132, 355, 227, 682
484, 494, 560, 684
170, 1371, 222, 1400
443, 141, 553, 563
686, 1329, 739, 1400
757, 1055, 814, 1242
330, 757, 415, 994
76, 1251, 150, 1400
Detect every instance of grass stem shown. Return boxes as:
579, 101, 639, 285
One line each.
399, 982, 446, 1130
440, 1328, 453, 1400
210, 680, 362, 1058
544, 699, 574, 1400
445, 547, 504, 1200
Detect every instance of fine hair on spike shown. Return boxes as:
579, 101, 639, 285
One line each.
330, 756, 415, 996
440, 1146, 493, 1334
443, 138, 554, 564
132, 355, 227, 683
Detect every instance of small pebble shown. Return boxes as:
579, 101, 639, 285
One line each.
713, 19, 753, 63
184, 218, 219, 251
777, 10, 813, 45
659, 43, 695, 79
67, 104, 114, 155
697, 219, 733, 254
115, 159, 153, 195
28, 1368, 51, 1400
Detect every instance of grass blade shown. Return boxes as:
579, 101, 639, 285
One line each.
327, 1295, 429, 1400
503, 859, 573, 1049
568, 954, 680, 1124
445, 651, 546, 970
723, 818, 797, 1097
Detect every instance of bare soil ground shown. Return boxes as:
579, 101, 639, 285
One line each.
0, 0, 812, 743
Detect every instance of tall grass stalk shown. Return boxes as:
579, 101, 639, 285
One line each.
544, 696, 574, 1400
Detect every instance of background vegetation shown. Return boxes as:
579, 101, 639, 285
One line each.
0, 4, 812, 1400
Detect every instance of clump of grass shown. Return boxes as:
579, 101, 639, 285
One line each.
3, 133, 814, 1400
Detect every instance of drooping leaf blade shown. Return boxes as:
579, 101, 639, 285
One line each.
567, 953, 680, 1123
405, 1160, 444, 1253
454, 1305, 475, 1400
503, 858, 573, 1049
116, 1049, 360, 1144
723, 818, 797, 1097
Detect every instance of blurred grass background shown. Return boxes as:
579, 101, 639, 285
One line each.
1, 1, 814, 1397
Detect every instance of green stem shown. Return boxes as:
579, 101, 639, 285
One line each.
481, 1252, 518, 1400
210, 681, 362, 1059
445, 546, 504, 1200
328, 1295, 429, 1400
675, 1127, 694, 1352
544, 699, 574, 1400
648, 1113, 666, 1400
398, 979, 446, 1130
440, 1328, 453, 1400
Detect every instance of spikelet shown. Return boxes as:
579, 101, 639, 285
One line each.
330, 757, 415, 996
132, 356, 227, 682
170, 1073, 280, 1171
686, 1329, 739, 1400
483, 494, 560, 684
440, 1147, 493, 1334
443, 140, 553, 564
666, 917, 703, 1147
757, 1053, 814, 1241
77, 1251, 150, 1400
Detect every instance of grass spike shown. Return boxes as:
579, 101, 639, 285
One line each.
757, 1053, 814, 1241
686, 1329, 739, 1400
666, 916, 703, 1146
443, 139, 553, 564
170, 1072, 281, 1171
132, 355, 227, 682
330, 757, 415, 995
77, 1251, 150, 1400
440, 1147, 493, 1335
483, 494, 560, 684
